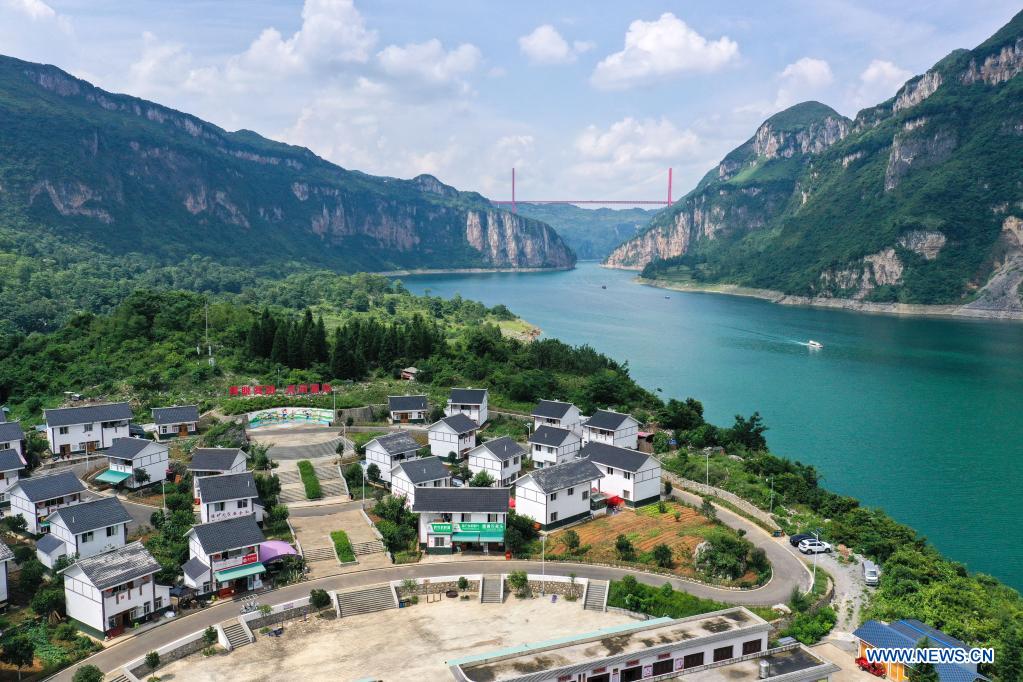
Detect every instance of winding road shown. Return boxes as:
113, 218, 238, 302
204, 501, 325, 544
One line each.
46, 492, 812, 682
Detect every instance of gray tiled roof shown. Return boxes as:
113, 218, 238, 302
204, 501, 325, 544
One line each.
44, 402, 132, 428
411, 486, 510, 513
388, 395, 428, 412
584, 409, 635, 431
0, 421, 24, 442
49, 496, 132, 534
528, 426, 577, 448
369, 431, 421, 456
105, 437, 159, 460
523, 458, 603, 494
394, 456, 451, 485
581, 442, 654, 473
449, 388, 488, 404
0, 449, 24, 472
36, 534, 65, 556
190, 515, 266, 555
13, 470, 85, 503
65, 541, 160, 590
0, 541, 11, 563
196, 471, 258, 503
183, 556, 210, 581
188, 448, 245, 472
432, 413, 478, 434
152, 405, 199, 425
475, 436, 525, 462
532, 400, 575, 419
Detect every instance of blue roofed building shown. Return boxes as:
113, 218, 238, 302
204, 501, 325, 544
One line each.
853, 619, 989, 682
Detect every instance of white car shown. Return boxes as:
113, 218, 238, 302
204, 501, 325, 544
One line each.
798, 539, 832, 554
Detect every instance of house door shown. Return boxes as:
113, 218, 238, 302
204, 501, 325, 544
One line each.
60, 444, 70, 457
401, 413, 409, 424
106, 612, 126, 638
86, 441, 97, 453
179, 424, 189, 437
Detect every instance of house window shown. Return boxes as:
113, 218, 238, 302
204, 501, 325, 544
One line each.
238, 499, 249, 509
143, 601, 151, 615
713, 645, 734, 662
503, 460, 509, 468
742, 639, 763, 655
201, 582, 211, 594
582, 490, 589, 500
487, 514, 497, 523
107, 526, 118, 537
433, 537, 446, 547
652, 659, 674, 676
550, 511, 558, 523
622, 490, 631, 500
514, 457, 520, 465
59, 427, 69, 435
550, 492, 557, 501
623, 472, 631, 480
154, 597, 163, 610
461, 513, 470, 522
214, 502, 225, 512
567, 487, 574, 495
107, 616, 119, 630
606, 466, 613, 475
683, 652, 705, 669
83, 423, 93, 433
81, 531, 94, 542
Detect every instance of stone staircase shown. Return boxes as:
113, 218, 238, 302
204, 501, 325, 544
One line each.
481, 574, 503, 603
106, 672, 131, 682
304, 546, 337, 563
336, 584, 397, 618
314, 461, 348, 497
351, 539, 385, 556
584, 579, 608, 611
221, 620, 252, 650
278, 485, 306, 504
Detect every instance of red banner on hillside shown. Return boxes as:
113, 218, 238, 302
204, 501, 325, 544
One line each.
229, 383, 331, 397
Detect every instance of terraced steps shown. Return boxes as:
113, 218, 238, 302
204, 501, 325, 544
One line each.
276, 470, 301, 485
304, 546, 337, 563
351, 540, 385, 555
278, 486, 307, 504
106, 673, 130, 682
481, 574, 503, 603
336, 584, 396, 618
222, 621, 251, 650
584, 579, 608, 612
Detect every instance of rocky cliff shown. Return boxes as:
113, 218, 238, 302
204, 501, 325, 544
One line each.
621, 10, 1023, 310
0, 56, 574, 273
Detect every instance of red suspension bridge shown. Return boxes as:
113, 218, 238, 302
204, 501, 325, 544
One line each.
491, 167, 674, 212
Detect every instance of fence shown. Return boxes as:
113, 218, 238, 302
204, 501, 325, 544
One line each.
661, 471, 779, 530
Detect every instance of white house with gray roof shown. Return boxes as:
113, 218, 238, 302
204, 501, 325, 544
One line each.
97, 437, 168, 489
0, 449, 25, 505
0, 541, 13, 605
445, 388, 488, 425
390, 456, 451, 508
44, 402, 133, 457
467, 436, 525, 486
427, 413, 478, 460
0, 419, 25, 460
196, 471, 263, 523
581, 409, 640, 449
582, 441, 662, 507
9, 470, 87, 533
61, 541, 168, 638
151, 405, 199, 439
184, 515, 267, 596
527, 426, 581, 469
412, 486, 510, 554
365, 431, 422, 484
387, 395, 428, 424
514, 458, 604, 530
37, 496, 132, 568
187, 448, 247, 496
531, 400, 582, 435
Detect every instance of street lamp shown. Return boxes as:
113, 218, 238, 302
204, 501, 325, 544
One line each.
361, 465, 366, 510
540, 533, 547, 596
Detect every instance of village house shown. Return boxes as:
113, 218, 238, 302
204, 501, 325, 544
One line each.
0, 449, 25, 506
390, 456, 451, 508
95, 437, 169, 489
187, 447, 247, 496
37, 496, 132, 568
62, 541, 168, 639
427, 413, 478, 460
581, 409, 640, 449
9, 470, 87, 534
412, 486, 510, 555
365, 431, 422, 484
0, 416, 25, 460
467, 436, 525, 486
0, 542, 11, 606
581, 441, 662, 507
445, 388, 489, 425
514, 458, 604, 530
400, 366, 419, 381
387, 395, 429, 424
183, 515, 267, 597
196, 471, 263, 523
531, 400, 582, 434
853, 619, 986, 682
528, 425, 581, 469
151, 405, 200, 439
44, 402, 133, 456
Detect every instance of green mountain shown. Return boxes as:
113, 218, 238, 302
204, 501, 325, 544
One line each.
0, 55, 574, 331
512, 203, 655, 259
609, 11, 1023, 312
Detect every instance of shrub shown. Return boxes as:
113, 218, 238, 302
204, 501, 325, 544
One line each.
699, 498, 717, 521
18, 558, 45, 593
457, 576, 469, 591
12, 545, 34, 565
781, 607, 837, 644
73, 665, 104, 682
31, 586, 66, 617
366, 463, 381, 483
614, 534, 635, 561
561, 530, 581, 553
508, 570, 530, 598
203, 626, 217, 646
652, 543, 674, 568
469, 470, 495, 487
2, 515, 27, 534
55, 622, 78, 641
297, 460, 322, 499
608, 576, 726, 619
331, 530, 356, 562
309, 588, 331, 610
657, 500, 668, 513
145, 651, 160, 670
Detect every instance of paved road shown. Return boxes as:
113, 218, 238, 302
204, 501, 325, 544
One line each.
47, 550, 804, 682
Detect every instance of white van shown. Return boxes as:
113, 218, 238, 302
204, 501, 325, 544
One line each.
863, 560, 880, 586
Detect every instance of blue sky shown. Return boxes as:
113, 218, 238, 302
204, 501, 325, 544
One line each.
1, 0, 1019, 202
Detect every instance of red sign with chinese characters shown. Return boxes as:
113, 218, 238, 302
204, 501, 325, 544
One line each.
242, 552, 259, 565
228, 383, 331, 397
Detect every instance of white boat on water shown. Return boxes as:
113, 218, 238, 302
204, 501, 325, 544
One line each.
807, 340, 823, 349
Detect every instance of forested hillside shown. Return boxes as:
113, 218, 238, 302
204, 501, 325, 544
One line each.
513, 204, 654, 259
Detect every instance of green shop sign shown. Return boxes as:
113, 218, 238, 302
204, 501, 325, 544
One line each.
430, 523, 453, 533
457, 522, 505, 532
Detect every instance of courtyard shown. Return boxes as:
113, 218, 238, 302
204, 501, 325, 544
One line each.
155, 593, 634, 681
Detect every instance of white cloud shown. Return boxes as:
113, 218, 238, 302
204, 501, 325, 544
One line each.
518, 24, 593, 64
575, 117, 700, 166
4, 0, 70, 32
377, 39, 482, 87
591, 13, 738, 90
851, 59, 913, 108
775, 57, 834, 108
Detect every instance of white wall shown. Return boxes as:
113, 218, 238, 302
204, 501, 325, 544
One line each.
200, 497, 261, 524
107, 442, 168, 489
583, 420, 639, 449
10, 489, 83, 534
47, 420, 130, 455
365, 442, 418, 484
0, 470, 20, 504
158, 421, 197, 437
530, 439, 580, 468
513, 476, 592, 527
416, 510, 507, 545
0, 440, 22, 459
391, 471, 449, 508
467, 450, 522, 486
595, 459, 661, 504
532, 406, 581, 434
427, 424, 476, 459
0, 561, 8, 603
445, 397, 488, 425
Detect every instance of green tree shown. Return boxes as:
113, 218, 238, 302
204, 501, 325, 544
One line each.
31, 586, 66, 617
700, 498, 717, 521
72, 665, 104, 682
615, 534, 635, 561
561, 529, 581, 554
469, 470, 495, 487
269, 324, 288, 365
145, 651, 160, 670
1, 635, 34, 680
366, 463, 381, 484
908, 638, 939, 682
18, 559, 45, 593
652, 543, 673, 568
309, 588, 331, 610
1001, 623, 1023, 682
727, 412, 768, 451
203, 626, 218, 647
133, 467, 151, 486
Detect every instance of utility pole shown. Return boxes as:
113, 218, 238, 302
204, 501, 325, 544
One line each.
205, 302, 215, 367
769, 478, 775, 514
540, 533, 546, 595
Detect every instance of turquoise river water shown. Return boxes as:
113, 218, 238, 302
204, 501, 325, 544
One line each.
400, 262, 1023, 588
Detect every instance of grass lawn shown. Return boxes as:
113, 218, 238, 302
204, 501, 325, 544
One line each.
350, 432, 387, 449
297, 460, 322, 499
331, 530, 356, 563
479, 414, 529, 440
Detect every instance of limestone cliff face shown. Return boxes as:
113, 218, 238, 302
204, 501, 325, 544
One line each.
605, 102, 849, 269
3, 56, 574, 272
